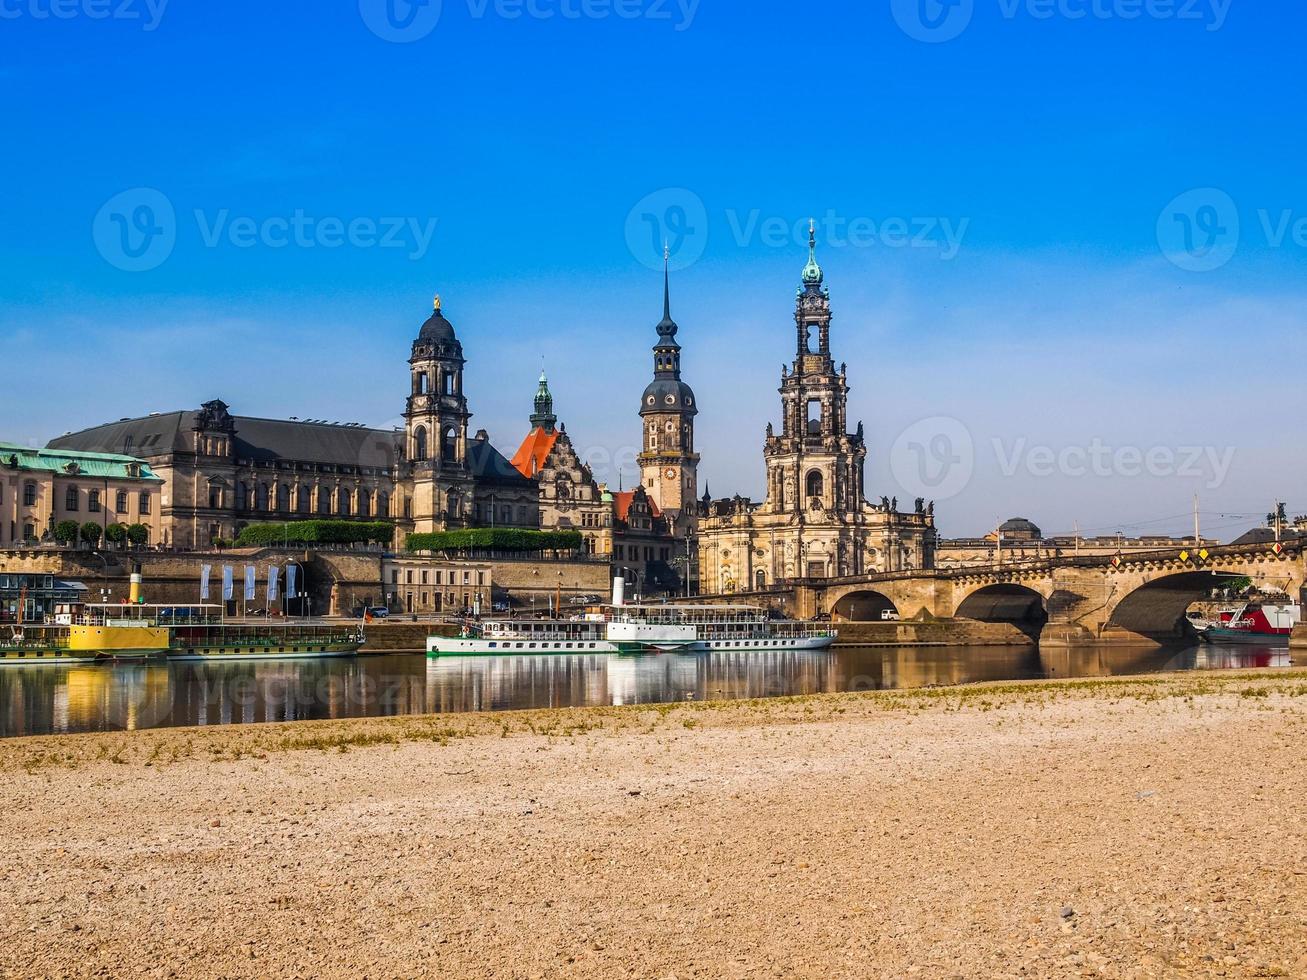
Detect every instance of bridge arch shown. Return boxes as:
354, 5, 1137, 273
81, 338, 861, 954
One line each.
1107, 570, 1246, 643
831, 589, 899, 622
954, 583, 1049, 640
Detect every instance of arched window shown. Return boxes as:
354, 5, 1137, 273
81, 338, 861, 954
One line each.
256, 483, 269, 511
236, 483, 248, 510
377, 491, 389, 518
23, 481, 37, 506
65, 485, 79, 511
806, 470, 823, 501
358, 490, 371, 518
337, 487, 352, 516
317, 487, 331, 515
296, 486, 311, 513
416, 372, 429, 394
442, 427, 457, 462
277, 484, 290, 511
443, 372, 455, 395
414, 426, 428, 462
446, 493, 460, 518
755, 569, 767, 591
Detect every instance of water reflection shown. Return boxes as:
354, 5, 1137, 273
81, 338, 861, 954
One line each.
0, 643, 1292, 738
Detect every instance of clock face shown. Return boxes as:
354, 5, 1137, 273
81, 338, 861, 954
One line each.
665, 468, 676, 479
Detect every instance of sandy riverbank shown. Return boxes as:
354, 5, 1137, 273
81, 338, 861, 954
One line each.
2, 670, 1306, 979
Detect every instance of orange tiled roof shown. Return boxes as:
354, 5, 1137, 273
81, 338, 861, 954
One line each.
509, 426, 559, 479
612, 489, 661, 522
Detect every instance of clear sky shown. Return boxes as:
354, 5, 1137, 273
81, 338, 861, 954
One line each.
2, 0, 1303, 539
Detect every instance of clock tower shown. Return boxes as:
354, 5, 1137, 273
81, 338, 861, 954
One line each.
637, 250, 699, 528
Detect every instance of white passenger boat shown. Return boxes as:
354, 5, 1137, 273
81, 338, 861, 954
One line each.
426, 581, 837, 657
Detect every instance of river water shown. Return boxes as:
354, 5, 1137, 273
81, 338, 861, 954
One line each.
0, 643, 1291, 737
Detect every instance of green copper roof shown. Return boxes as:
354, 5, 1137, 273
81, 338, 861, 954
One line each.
0, 443, 163, 482
801, 219, 823, 286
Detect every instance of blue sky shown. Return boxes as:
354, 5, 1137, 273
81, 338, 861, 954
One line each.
2, 0, 1303, 538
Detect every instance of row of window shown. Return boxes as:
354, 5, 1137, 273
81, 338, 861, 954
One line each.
613, 544, 671, 562
391, 568, 486, 587
229, 483, 389, 518
7, 483, 151, 515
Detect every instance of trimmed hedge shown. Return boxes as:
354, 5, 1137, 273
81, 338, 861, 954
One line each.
405, 528, 583, 553
235, 520, 395, 547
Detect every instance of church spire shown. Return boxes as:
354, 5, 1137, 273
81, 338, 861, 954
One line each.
655, 241, 680, 348
530, 366, 557, 432
801, 218, 824, 288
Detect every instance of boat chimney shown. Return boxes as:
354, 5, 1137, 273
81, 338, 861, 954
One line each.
129, 562, 143, 605
611, 576, 625, 608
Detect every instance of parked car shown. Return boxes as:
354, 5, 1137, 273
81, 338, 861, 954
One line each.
881, 609, 900, 621
362, 606, 390, 619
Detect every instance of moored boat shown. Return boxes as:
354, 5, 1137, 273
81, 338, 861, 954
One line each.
1196, 601, 1301, 646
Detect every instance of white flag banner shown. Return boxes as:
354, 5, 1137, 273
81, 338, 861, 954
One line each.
286, 564, 298, 599
244, 565, 257, 602
222, 566, 234, 601
199, 564, 211, 601
267, 565, 279, 603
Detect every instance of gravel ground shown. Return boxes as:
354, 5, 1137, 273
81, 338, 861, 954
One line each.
2, 670, 1305, 979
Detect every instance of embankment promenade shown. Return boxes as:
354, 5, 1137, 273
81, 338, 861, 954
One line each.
3, 670, 1305, 978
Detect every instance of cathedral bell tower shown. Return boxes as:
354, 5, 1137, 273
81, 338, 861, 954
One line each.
763, 222, 867, 524
637, 248, 699, 524
404, 294, 474, 531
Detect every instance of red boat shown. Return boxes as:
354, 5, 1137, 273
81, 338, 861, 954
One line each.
1197, 602, 1301, 646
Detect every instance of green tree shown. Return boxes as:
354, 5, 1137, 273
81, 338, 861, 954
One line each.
53, 520, 81, 546
126, 523, 150, 547
104, 523, 128, 547
80, 522, 103, 547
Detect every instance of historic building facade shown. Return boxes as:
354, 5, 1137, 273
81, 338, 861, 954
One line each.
697, 226, 937, 593
0, 443, 166, 548
47, 298, 537, 549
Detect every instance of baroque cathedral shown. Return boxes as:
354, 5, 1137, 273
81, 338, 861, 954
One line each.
696, 225, 937, 593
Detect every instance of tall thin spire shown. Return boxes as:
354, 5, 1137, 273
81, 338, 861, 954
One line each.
655, 240, 679, 349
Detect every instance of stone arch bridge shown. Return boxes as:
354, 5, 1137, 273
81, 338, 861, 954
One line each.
786, 540, 1307, 646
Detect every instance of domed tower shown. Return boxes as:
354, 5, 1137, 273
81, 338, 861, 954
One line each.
404, 294, 474, 531
637, 249, 699, 524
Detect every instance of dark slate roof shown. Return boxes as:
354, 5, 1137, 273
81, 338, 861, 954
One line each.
231, 417, 401, 469
51, 411, 530, 485
1231, 527, 1305, 545
418, 309, 457, 343
467, 436, 534, 488
50, 412, 404, 470
639, 379, 698, 416
48, 412, 195, 458
1000, 517, 1042, 536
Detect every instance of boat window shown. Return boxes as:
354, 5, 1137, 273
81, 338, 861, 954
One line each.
488, 642, 497, 649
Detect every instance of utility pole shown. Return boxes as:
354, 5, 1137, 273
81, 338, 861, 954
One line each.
1193, 494, 1201, 547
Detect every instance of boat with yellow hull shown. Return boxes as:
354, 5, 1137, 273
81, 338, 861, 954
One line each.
0, 605, 364, 664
